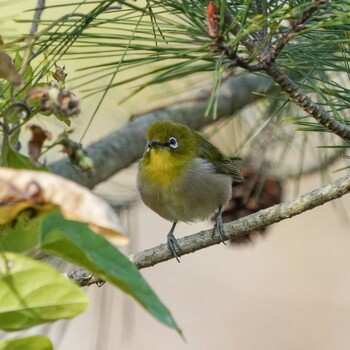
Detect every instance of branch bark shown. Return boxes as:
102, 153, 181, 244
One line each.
49, 74, 273, 188
69, 173, 350, 286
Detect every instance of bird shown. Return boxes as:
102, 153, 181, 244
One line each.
137, 120, 244, 261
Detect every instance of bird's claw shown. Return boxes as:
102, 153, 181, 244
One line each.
213, 215, 227, 244
167, 232, 181, 262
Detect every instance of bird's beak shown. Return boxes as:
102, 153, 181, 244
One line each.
148, 140, 165, 148
147, 140, 165, 153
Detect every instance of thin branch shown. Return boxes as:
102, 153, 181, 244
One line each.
133, 174, 350, 267
224, 11, 256, 52
223, 1, 350, 142
49, 73, 274, 188
269, 1, 324, 62
67, 269, 105, 287
263, 62, 350, 141
30, 0, 46, 36
19, 0, 46, 75
254, 0, 268, 40
69, 173, 350, 286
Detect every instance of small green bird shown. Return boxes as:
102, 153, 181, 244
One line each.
137, 120, 244, 261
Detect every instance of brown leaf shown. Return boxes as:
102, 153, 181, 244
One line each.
27, 125, 52, 163
0, 168, 129, 246
0, 51, 22, 86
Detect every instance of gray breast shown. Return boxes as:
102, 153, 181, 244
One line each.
177, 157, 232, 221
138, 157, 232, 223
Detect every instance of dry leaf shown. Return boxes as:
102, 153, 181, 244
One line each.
0, 51, 22, 87
27, 125, 52, 163
0, 168, 129, 246
52, 63, 67, 83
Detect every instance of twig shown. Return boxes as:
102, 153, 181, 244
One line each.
67, 269, 105, 287
269, 1, 323, 62
0, 103, 32, 166
224, 11, 256, 53
263, 62, 350, 140
20, 0, 46, 75
254, 0, 268, 40
223, 1, 350, 142
2, 102, 31, 120
30, 0, 46, 36
69, 173, 350, 286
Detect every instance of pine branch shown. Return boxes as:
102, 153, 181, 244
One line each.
69, 173, 350, 286
222, 1, 350, 142
269, 1, 325, 62
262, 62, 350, 140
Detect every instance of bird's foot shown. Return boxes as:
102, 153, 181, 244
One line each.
167, 231, 181, 263
213, 213, 227, 244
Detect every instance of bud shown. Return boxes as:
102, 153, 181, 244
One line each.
28, 84, 80, 117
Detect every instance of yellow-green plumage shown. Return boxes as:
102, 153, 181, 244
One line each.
137, 120, 244, 260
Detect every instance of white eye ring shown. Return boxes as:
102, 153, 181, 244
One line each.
168, 137, 178, 149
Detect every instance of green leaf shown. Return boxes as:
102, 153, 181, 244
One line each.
0, 252, 88, 331
0, 211, 43, 253
39, 211, 181, 334
6, 147, 47, 171
53, 112, 71, 126
13, 53, 33, 84
0, 336, 53, 350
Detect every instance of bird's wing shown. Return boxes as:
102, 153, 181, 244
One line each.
195, 132, 244, 183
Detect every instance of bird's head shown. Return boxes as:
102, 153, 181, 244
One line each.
144, 121, 197, 162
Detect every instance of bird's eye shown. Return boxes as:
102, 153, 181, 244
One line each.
168, 137, 178, 149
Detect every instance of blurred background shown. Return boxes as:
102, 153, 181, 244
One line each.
1, 1, 350, 349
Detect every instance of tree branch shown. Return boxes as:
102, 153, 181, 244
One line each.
49, 74, 273, 188
223, 2, 350, 142
262, 62, 350, 141
69, 174, 350, 286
